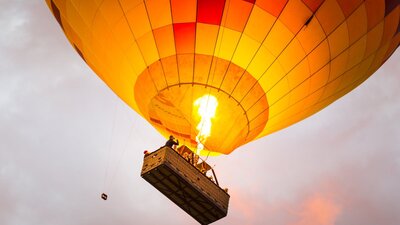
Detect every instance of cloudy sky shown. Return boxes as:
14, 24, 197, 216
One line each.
1, 1, 399, 225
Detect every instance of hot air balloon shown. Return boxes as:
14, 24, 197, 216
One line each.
46, 0, 399, 156
47, 0, 399, 223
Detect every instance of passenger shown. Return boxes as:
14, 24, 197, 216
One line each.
182, 152, 189, 161
193, 154, 199, 165
165, 135, 179, 149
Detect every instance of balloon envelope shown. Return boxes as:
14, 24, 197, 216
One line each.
46, 0, 399, 154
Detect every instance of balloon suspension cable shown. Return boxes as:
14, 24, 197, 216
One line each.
103, 102, 118, 193
102, 103, 136, 200
204, 150, 211, 162
108, 120, 135, 187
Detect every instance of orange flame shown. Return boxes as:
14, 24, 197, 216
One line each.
194, 94, 218, 154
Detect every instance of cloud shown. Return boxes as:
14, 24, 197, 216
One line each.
0, 1, 399, 225
288, 193, 341, 225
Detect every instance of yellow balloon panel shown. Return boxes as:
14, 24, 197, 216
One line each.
279, 0, 312, 34
146, 0, 172, 29
222, 0, 253, 32
347, 4, 368, 44
243, 5, 275, 43
47, 0, 399, 154
154, 25, 176, 58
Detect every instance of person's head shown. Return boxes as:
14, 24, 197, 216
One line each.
169, 135, 174, 140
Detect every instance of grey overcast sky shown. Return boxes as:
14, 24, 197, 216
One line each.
1, 1, 399, 225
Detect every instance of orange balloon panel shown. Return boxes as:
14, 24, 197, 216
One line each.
46, 0, 399, 154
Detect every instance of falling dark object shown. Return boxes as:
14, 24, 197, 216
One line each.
141, 146, 230, 225
101, 193, 108, 200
